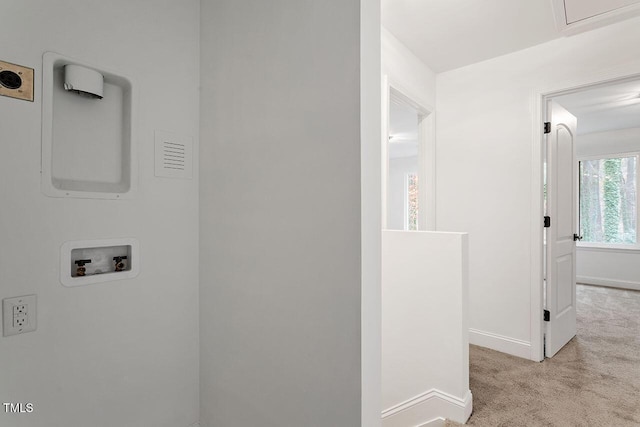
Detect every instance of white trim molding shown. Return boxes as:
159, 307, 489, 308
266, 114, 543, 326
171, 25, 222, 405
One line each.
577, 243, 640, 253
469, 328, 532, 360
577, 276, 640, 292
382, 389, 472, 426
416, 418, 446, 427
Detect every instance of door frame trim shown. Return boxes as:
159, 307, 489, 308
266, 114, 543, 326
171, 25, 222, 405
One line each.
382, 75, 436, 231
530, 67, 640, 362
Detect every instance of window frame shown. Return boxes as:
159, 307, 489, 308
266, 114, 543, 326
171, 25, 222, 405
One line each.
577, 150, 640, 251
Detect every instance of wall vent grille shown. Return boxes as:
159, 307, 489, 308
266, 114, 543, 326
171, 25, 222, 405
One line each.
162, 142, 186, 170
155, 131, 193, 179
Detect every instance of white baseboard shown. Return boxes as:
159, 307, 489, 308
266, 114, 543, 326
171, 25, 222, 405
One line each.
469, 328, 531, 360
416, 417, 446, 427
382, 389, 472, 426
577, 276, 640, 291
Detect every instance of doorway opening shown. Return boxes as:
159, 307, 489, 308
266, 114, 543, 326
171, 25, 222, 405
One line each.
538, 74, 640, 359
382, 83, 435, 231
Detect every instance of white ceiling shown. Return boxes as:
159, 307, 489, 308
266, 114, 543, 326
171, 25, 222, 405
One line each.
555, 79, 640, 135
381, 0, 640, 73
382, 0, 561, 73
382, 1, 640, 136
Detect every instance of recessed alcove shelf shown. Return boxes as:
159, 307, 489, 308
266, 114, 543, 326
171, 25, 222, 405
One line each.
60, 238, 140, 287
42, 52, 137, 199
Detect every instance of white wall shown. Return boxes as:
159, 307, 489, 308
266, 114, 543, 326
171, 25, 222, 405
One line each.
199, 1, 363, 426
0, 2, 200, 427
577, 248, 640, 290
576, 128, 640, 290
381, 27, 472, 425
382, 29, 437, 232
361, 1, 383, 425
382, 231, 471, 425
382, 28, 436, 108
388, 156, 418, 230
436, 16, 640, 359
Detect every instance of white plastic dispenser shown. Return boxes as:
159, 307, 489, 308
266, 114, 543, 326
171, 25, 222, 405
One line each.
63, 64, 104, 99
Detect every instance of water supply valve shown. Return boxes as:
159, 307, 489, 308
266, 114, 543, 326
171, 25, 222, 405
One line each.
74, 259, 92, 276
113, 256, 128, 272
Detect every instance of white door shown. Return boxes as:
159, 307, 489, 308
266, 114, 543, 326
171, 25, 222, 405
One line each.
545, 101, 578, 357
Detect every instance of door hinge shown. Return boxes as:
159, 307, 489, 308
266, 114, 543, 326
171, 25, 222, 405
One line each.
544, 122, 551, 134
544, 310, 550, 322
544, 216, 551, 228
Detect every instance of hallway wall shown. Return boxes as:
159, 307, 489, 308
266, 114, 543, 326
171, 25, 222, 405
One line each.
0, 1, 200, 426
436, 16, 640, 359
382, 231, 471, 425
382, 28, 436, 109
199, 1, 363, 425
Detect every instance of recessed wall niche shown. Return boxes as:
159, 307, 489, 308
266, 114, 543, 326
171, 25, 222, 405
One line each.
60, 238, 140, 287
42, 52, 137, 199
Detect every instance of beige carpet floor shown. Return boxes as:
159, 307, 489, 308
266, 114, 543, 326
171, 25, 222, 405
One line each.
447, 284, 640, 427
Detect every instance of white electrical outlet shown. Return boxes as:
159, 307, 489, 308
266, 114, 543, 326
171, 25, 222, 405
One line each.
14, 316, 27, 328
3, 295, 37, 337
